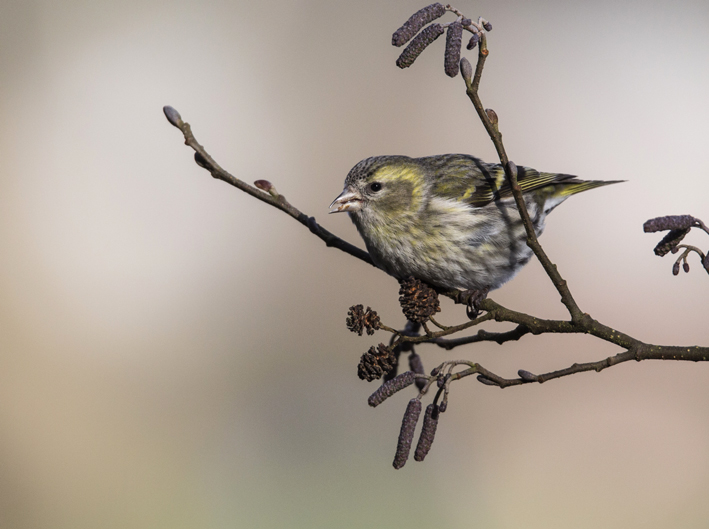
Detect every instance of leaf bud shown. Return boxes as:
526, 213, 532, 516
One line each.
254, 179, 273, 192
518, 369, 538, 382
477, 375, 499, 386
460, 57, 473, 84
194, 152, 210, 169
162, 105, 183, 128
485, 108, 498, 125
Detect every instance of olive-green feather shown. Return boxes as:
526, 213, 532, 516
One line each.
422, 154, 622, 207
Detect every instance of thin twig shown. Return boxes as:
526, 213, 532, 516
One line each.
462, 39, 584, 322
434, 324, 530, 349
163, 106, 375, 268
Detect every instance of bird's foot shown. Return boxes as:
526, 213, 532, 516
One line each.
464, 288, 489, 320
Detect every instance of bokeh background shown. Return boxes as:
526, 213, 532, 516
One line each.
1, 0, 708, 527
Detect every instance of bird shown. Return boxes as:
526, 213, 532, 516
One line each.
329, 153, 621, 297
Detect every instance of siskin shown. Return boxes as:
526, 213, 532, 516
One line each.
330, 154, 621, 293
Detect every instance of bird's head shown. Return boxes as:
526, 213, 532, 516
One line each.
329, 156, 426, 219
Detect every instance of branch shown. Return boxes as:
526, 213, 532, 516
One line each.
460, 39, 584, 322
450, 341, 709, 389
162, 106, 375, 268
434, 323, 530, 349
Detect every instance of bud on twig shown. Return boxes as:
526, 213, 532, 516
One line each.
162, 105, 183, 128
414, 404, 439, 461
194, 152, 210, 169
466, 32, 479, 50
518, 369, 538, 382
444, 22, 463, 77
392, 3, 447, 47
368, 371, 416, 407
254, 179, 273, 192
396, 24, 445, 68
683, 262, 690, 273
672, 261, 680, 276
477, 375, 500, 386
393, 399, 422, 469
460, 57, 473, 84
485, 108, 498, 125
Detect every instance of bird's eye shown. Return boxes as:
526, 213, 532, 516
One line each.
370, 182, 382, 192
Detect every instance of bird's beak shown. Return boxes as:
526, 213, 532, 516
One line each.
329, 186, 363, 214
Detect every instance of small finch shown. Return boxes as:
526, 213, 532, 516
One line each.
330, 154, 621, 293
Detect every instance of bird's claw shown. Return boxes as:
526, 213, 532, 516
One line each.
464, 288, 489, 320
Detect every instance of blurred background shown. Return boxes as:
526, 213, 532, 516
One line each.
1, 0, 708, 527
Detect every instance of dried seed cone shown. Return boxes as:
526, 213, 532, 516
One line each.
368, 371, 416, 407
414, 404, 439, 461
398, 277, 441, 323
392, 3, 446, 47
396, 23, 444, 69
393, 398, 422, 469
346, 305, 381, 336
358, 344, 395, 382
444, 22, 463, 77
346, 304, 365, 335
362, 308, 381, 335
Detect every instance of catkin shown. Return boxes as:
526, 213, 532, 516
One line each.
368, 371, 416, 407
643, 215, 696, 233
414, 404, 439, 461
392, 3, 446, 47
396, 24, 445, 69
444, 22, 463, 77
393, 399, 422, 469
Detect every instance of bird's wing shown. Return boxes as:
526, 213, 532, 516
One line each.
427, 155, 577, 208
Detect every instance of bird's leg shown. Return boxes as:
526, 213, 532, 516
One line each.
464, 288, 489, 320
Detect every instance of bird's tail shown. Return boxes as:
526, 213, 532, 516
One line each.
553, 177, 625, 198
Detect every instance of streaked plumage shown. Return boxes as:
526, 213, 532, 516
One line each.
330, 154, 620, 292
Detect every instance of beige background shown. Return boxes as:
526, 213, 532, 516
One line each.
1, 0, 708, 527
